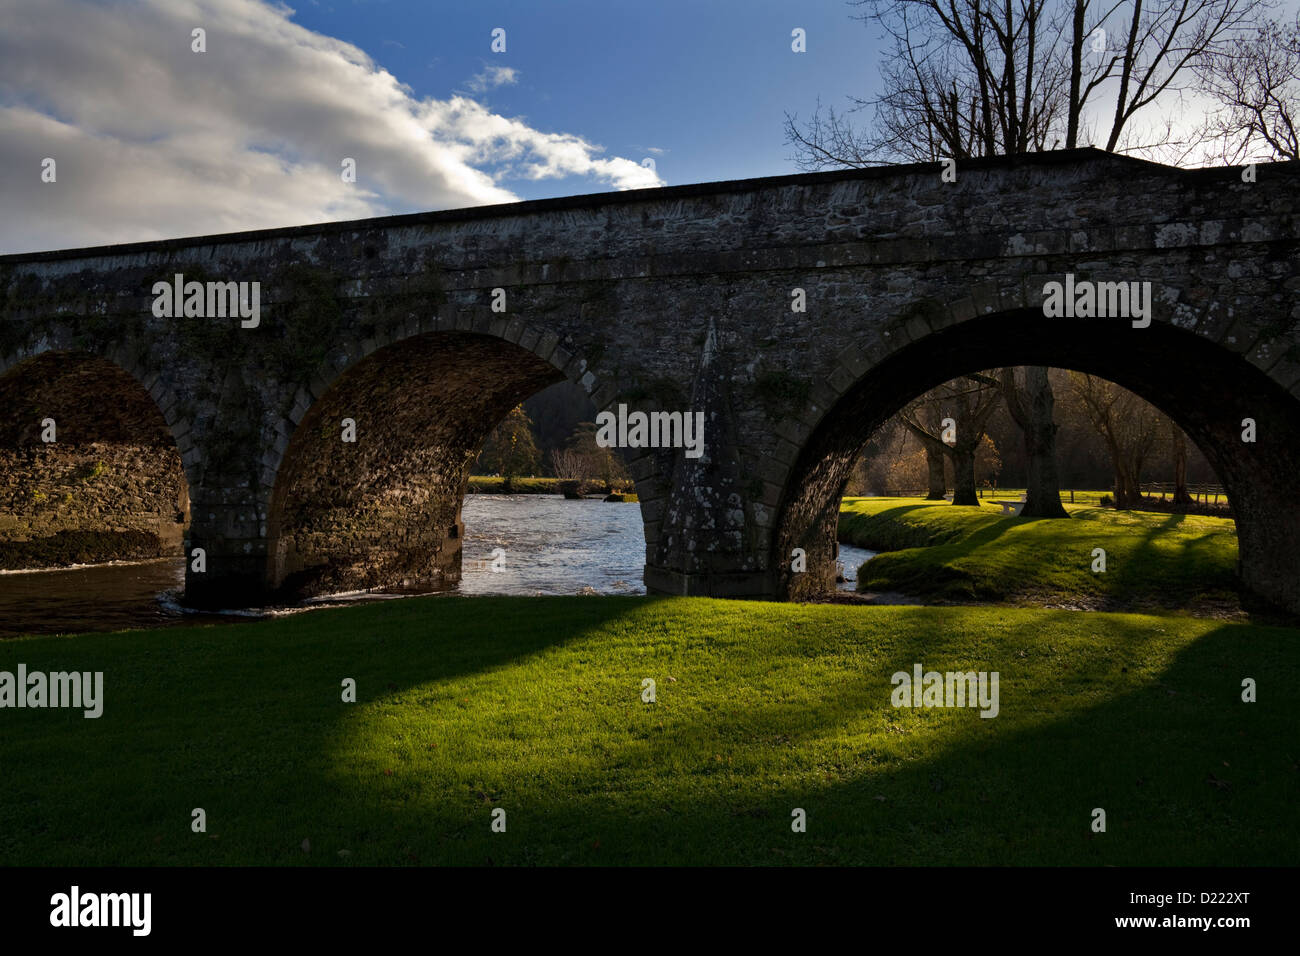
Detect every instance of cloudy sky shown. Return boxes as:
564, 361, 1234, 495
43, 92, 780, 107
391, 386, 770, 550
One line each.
1, 0, 1293, 254
1, 0, 883, 253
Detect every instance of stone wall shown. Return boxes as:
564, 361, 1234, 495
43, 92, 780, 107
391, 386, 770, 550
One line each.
267, 331, 561, 598
0, 353, 187, 568
1, 149, 1297, 611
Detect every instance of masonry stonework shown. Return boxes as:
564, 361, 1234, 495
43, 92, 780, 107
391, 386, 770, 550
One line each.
1, 150, 1297, 612
0, 353, 188, 567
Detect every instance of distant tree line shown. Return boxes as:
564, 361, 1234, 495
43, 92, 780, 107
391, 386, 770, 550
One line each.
473, 382, 630, 491
849, 368, 1219, 508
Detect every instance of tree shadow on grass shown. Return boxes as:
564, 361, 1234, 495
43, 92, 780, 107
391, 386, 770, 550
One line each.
1106, 513, 1231, 606
865, 508, 1241, 613
3, 599, 1294, 866
860, 517, 1022, 596
0, 593, 657, 862
470, 610, 1296, 866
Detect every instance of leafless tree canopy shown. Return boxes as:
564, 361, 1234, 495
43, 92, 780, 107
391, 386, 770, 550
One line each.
784, 0, 1273, 167
1195, 12, 1300, 161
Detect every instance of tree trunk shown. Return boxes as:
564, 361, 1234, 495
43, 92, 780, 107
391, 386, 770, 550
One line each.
900, 409, 951, 499
924, 442, 947, 499
950, 445, 979, 505
1114, 462, 1143, 509
1171, 424, 1193, 505
1007, 367, 1069, 519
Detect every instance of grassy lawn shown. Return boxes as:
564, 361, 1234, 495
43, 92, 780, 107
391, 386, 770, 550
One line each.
839, 497, 1240, 613
979, 488, 1113, 507
2, 595, 1295, 865
466, 476, 564, 494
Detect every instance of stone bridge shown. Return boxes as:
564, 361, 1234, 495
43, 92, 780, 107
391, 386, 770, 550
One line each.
2, 148, 1298, 613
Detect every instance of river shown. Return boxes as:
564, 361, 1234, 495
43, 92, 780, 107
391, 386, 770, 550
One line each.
0, 495, 876, 637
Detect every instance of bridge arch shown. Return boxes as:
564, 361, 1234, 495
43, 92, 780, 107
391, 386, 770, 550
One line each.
770, 307, 1300, 615
258, 314, 655, 599
0, 346, 194, 569
1, 342, 197, 485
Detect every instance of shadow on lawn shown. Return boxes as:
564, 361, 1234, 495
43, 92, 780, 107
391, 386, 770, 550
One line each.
862, 506, 1242, 612
293, 602, 1297, 866
468, 609, 1295, 866
1105, 513, 1231, 603
859, 515, 1021, 595
2, 598, 1294, 866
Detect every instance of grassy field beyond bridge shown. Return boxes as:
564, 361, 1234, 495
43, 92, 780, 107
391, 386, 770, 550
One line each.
839, 497, 1240, 614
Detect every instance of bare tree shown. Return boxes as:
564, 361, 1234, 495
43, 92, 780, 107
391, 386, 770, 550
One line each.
548, 447, 587, 482
1000, 366, 1069, 517
901, 375, 1004, 505
1070, 372, 1166, 507
1168, 419, 1195, 504
1195, 13, 1300, 162
785, 0, 1269, 167
895, 400, 951, 498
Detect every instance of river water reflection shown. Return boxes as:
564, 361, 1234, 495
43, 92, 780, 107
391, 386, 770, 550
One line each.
0, 495, 876, 636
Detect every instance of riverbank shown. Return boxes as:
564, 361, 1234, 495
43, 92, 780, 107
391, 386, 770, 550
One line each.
0, 495, 650, 636
838, 497, 1241, 616
2, 594, 1295, 865
466, 476, 637, 500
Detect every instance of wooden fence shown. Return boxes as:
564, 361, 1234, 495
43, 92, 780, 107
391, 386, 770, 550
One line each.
874, 488, 1082, 502
1139, 482, 1227, 505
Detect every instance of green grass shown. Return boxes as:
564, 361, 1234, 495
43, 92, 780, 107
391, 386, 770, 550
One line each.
982, 488, 1113, 507
466, 476, 562, 494
2, 595, 1295, 865
839, 497, 1240, 613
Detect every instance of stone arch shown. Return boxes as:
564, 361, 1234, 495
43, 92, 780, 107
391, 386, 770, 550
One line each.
0, 347, 194, 568
769, 308, 1300, 614
261, 313, 655, 599
0, 342, 198, 489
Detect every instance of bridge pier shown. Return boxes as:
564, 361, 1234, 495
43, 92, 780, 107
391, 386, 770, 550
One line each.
641, 321, 777, 599
183, 496, 269, 609
642, 566, 773, 598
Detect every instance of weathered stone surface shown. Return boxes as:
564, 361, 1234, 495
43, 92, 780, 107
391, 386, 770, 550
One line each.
0, 149, 1297, 612
267, 332, 561, 599
0, 353, 187, 565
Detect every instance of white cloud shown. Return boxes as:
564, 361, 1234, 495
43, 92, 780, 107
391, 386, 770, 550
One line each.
0, 0, 664, 254
465, 64, 520, 94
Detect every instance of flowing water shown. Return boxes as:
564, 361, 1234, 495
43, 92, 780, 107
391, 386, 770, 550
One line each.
0, 495, 876, 637
0, 558, 202, 638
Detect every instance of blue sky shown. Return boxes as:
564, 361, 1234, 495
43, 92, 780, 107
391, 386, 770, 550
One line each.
0, 0, 888, 252
286, 0, 884, 195
1, 0, 1294, 252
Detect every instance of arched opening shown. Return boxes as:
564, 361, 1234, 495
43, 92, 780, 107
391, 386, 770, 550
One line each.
773, 311, 1300, 614
0, 351, 191, 633
265, 330, 645, 600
